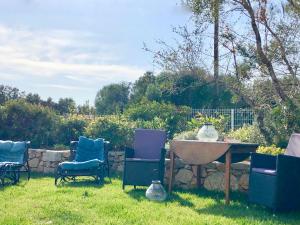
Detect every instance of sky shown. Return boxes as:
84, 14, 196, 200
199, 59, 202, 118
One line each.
0, 0, 191, 105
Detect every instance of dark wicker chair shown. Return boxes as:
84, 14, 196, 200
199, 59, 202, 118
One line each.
0, 140, 30, 186
55, 136, 110, 185
122, 129, 167, 190
249, 133, 300, 211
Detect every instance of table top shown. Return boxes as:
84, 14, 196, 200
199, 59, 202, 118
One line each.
170, 140, 259, 165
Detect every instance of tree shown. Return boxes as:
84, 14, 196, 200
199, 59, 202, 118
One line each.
145, 0, 300, 144
26, 93, 42, 105
77, 100, 95, 115
185, 0, 223, 103
56, 98, 76, 115
0, 85, 24, 104
95, 82, 130, 115
130, 71, 156, 103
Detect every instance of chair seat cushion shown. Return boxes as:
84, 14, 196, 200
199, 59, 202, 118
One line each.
125, 158, 160, 163
58, 159, 103, 171
252, 167, 277, 175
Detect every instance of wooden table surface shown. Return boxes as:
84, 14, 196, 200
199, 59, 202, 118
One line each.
168, 140, 259, 204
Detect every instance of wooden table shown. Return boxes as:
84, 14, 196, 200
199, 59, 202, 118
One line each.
168, 140, 258, 204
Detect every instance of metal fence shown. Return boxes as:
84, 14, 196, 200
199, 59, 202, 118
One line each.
189, 108, 255, 131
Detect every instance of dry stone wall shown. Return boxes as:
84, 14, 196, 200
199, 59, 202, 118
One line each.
28, 149, 250, 192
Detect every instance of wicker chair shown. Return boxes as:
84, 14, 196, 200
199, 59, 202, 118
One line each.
249, 133, 300, 211
55, 136, 109, 185
122, 129, 167, 190
0, 140, 30, 186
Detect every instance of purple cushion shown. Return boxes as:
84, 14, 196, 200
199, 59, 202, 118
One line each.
252, 168, 277, 176
133, 129, 166, 159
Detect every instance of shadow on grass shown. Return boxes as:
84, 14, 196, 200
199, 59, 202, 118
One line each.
126, 186, 300, 222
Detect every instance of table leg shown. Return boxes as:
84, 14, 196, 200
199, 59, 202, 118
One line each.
225, 149, 232, 205
197, 165, 202, 188
168, 151, 175, 194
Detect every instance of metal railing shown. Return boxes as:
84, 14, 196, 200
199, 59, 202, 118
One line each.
189, 108, 255, 131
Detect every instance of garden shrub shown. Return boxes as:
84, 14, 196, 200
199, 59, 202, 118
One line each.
85, 115, 136, 150
226, 124, 266, 145
125, 100, 191, 138
173, 130, 197, 140
0, 99, 59, 148
187, 113, 228, 134
57, 115, 90, 146
256, 145, 285, 155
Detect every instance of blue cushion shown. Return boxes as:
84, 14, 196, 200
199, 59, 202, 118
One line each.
75, 136, 104, 162
59, 159, 103, 170
0, 141, 26, 164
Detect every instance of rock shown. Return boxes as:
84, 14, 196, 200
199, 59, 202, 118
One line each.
42, 150, 63, 162
216, 162, 225, 172
204, 172, 238, 191
204, 163, 217, 169
175, 168, 193, 184
43, 167, 55, 174
232, 162, 250, 171
29, 158, 39, 168
239, 174, 249, 191
62, 151, 70, 158
184, 165, 192, 170
116, 164, 124, 172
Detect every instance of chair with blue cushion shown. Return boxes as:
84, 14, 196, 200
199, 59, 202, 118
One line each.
122, 129, 167, 190
55, 136, 110, 185
0, 140, 30, 186
249, 133, 300, 211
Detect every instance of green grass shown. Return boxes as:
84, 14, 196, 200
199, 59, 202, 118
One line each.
0, 174, 299, 225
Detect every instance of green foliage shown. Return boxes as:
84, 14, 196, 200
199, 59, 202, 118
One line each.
85, 115, 135, 150
0, 99, 59, 148
95, 82, 130, 115
51, 144, 69, 150
57, 115, 90, 146
188, 113, 228, 134
173, 130, 197, 140
130, 71, 156, 103
56, 98, 76, 115
257, 145, 285, 155
226, 125, 266, 145
125, 100, 191, 137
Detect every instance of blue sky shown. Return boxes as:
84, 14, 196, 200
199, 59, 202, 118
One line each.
0, 0, 190, 105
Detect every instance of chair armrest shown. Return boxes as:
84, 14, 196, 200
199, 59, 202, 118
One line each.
125, 147, 134, 158
250, 152, 277, 170
277, 154, 300, 177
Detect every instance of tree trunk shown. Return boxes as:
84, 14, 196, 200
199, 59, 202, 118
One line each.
255, 109, 273, 144
213, 0, 220, 107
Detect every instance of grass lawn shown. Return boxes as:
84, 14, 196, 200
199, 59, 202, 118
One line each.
0, 174, 300, 225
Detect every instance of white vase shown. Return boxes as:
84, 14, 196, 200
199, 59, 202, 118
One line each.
146, 180, 167, 201
196, 123, 219, 142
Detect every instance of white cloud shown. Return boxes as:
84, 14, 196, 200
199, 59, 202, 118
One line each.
0, 24, 144, 83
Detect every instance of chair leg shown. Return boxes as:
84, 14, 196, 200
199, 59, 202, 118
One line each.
27, 162, 31, 180
122, 183, 125, 190
134, 185, 136, 189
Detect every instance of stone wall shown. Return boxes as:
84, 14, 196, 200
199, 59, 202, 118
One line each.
28, 149, 249, 192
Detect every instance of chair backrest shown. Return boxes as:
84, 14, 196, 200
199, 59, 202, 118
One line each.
133, 129, 167, 159
0, 141, 26, 164
285, 133, 300, 157
75, 136, 104, 162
